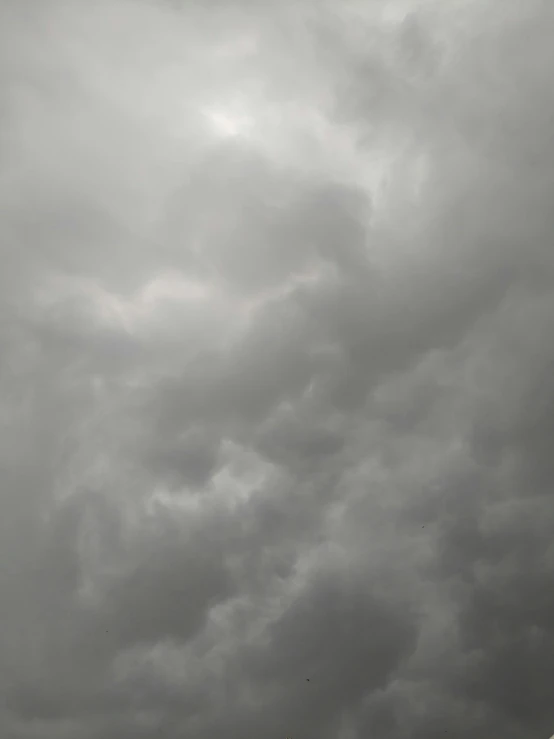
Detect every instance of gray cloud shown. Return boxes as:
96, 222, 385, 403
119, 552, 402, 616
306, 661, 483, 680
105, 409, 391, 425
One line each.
2, 0, 554, 737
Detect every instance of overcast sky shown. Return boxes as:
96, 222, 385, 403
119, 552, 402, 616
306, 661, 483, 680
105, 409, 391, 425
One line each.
1, 1, 554, 737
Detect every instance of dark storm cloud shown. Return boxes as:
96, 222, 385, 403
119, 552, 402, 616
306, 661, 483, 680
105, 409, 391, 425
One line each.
2, 0, 554, 738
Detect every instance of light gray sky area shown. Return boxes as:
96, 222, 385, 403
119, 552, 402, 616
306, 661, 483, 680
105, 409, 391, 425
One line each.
1, 1, 554, 737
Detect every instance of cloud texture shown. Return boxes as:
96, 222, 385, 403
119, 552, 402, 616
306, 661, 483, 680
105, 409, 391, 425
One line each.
1, 0, 554, 737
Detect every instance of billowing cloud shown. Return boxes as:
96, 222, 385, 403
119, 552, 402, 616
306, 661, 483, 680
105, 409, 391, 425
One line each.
2, 0, 554, 737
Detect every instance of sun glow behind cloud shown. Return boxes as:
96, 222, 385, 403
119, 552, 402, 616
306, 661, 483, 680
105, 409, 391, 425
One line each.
200, 94, 259, 140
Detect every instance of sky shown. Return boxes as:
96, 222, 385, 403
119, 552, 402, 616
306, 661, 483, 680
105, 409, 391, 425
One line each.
1, 0, 554, 737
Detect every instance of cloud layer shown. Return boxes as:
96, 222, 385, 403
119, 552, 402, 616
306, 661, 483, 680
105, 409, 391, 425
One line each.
2, 1, 554, 737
